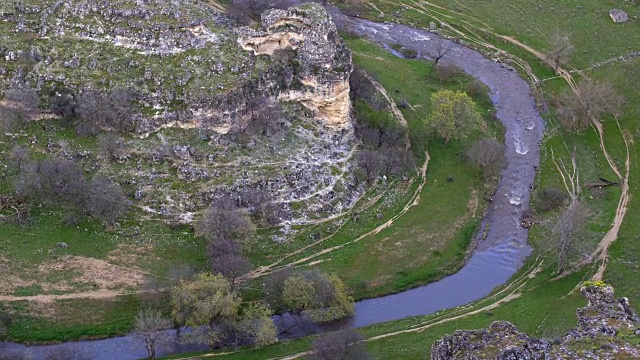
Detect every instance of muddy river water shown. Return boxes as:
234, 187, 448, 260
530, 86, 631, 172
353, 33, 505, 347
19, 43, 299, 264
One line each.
1, 10, 545, 359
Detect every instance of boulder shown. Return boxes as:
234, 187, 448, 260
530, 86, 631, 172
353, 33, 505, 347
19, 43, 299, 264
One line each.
609, 9, 629, 23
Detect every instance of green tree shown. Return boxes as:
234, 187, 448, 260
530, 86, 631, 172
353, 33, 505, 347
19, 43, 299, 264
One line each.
283, 270, 355, 323
426, 90, 483, 144
230, 302, 278, 347
170, 273, 277, 348
171, 273, 242, 347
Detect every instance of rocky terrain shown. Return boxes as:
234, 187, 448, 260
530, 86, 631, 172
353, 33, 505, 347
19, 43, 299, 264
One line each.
0, 1, 383, 226
431, 284, 640, 359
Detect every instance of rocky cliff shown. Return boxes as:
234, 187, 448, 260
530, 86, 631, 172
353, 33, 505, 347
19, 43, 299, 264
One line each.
238, 3, 353, 129
0, 1, 352, 134
431, 284, 640, 359
0, 1, 362, 225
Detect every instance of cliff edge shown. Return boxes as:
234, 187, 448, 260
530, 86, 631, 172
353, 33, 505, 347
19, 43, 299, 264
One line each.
431, 284, 640, 359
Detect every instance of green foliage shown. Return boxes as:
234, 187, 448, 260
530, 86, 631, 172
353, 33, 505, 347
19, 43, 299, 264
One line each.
426, 90, 483, 144
171, 273, 241, 347
283, 270, 355, 322
170, 273, 277, 348
233, 302, 278, 347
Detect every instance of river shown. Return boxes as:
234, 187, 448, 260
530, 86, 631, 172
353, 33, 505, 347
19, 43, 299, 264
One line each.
1, 9, 545, 360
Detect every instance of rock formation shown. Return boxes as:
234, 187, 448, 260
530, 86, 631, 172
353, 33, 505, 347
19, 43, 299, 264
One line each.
238, 3, 353, 129
431, 284, 640, 359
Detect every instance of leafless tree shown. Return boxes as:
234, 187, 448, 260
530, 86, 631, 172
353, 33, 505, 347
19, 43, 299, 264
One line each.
37, 158, 87, 207
546, 32, 574, 71
87, 176, 129, 225
312, 329, 370, 360
75, 88, 134, 135
433, 38, 454, 69
98, 132, 128, 161
133, 309, 174, 359
556, 80, 624, 132
357, 150, 383, 184
466, 138, 505, 177
544, 201, 592, 275
51, 93, 76, 119
196, 198, 256, 245
0, 106, 28, 132
8, 144, 30, 171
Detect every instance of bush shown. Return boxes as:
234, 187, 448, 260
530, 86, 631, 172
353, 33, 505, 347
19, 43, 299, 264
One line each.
556, 80, 623, 132
466, 138, 505, 177
537, 187, 569, 212
433, 63, 461, 83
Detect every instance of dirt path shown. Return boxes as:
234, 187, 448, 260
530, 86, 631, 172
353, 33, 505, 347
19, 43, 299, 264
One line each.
243, 150, 430, 280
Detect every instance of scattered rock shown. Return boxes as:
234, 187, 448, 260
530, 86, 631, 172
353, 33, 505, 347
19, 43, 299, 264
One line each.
56, 242, 69, 248
431, 284, 640, 359
609, 9, 629, 23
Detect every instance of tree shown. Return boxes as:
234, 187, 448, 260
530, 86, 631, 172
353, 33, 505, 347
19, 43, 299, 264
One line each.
282, 270, 355, 322
312, 329, 370, 360
170, 273, 277, 348
544, 201, 592, 275
466, 138, 505, 177
87, 176, 129, 225
98, 132, 128, 161
427, 90, 483, 144
357, 150, 383, 184
133, 309, 174, 359
209, 247, 252, 285
546, 32, 574, 72
556, 80, 624, 132
228, 302, 278, 347
171, 273, 242, 347
196, 198, 256, 247
8, 145, 30, 172
432, 38, 454, 69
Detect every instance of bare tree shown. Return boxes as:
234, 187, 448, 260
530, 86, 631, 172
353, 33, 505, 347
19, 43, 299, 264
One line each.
546, 32, 574, 72
133, 309, 174, 359
556, 80, 624, 132
544, 201, 592, 275
312, 329, 370, 360
207, 238, 252, 285
98, 132, 128, 161
433, 38, 454, 69
87, 176, 129, 225
8, 145, 30, 171
51, 93, 76, 119
196, 198, 256, 246
466, 138, 505, 177
357, 150, 383, 184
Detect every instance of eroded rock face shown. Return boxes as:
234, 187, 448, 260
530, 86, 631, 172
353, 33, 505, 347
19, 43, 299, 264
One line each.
431, 285, 640, 359
238, 3, 353, 129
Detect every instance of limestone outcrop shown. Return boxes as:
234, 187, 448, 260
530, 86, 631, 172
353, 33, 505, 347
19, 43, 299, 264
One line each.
431, 284, 640, 359
238, 3, 353, 129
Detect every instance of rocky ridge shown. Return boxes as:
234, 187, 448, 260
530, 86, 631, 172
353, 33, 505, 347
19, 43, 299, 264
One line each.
0, 1, 369, 226
431, 284, 640, 359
